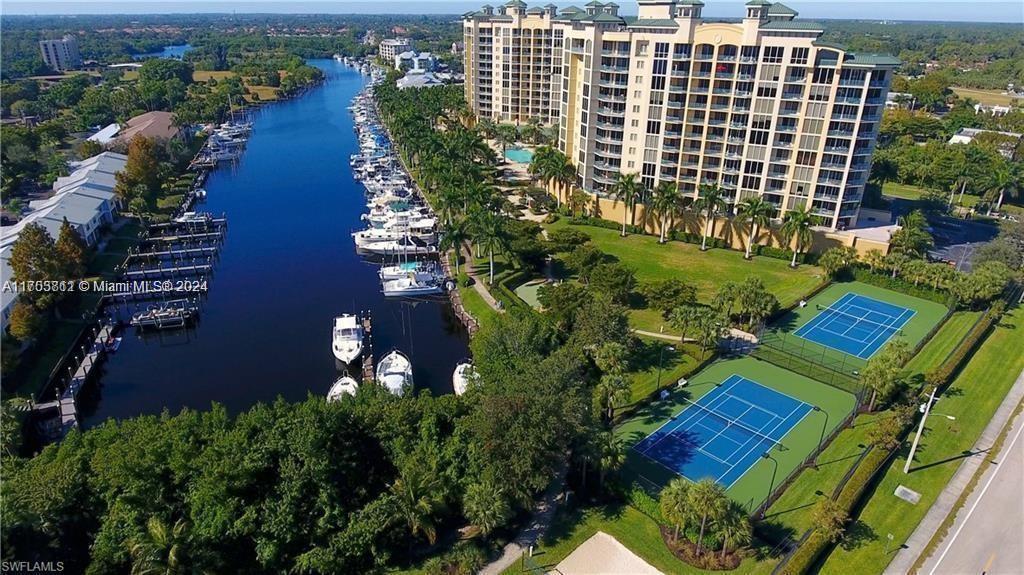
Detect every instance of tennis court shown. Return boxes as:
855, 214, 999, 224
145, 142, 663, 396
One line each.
633, 374, 813, 488
793, 292, 915, 359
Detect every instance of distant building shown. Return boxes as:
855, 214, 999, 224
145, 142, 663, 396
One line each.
115, 111, 182, 146
885, 91, 914, 110
948, 127, 1022, 159
379, 38, 413, 62
87, 123, 121, 145
397, 71, 446, 90
451, 42, 464, 55
394, 51, 436, 72
39, 35, 82, 72
973, 103, 1012, 117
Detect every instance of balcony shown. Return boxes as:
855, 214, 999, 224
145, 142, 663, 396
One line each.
836, 96, 862, 105
781, 91, 804, 101
600, 64, 629, 73
594, 133, 624, 145
832, 113, 859, 121
825, 145, 851, 153
776, 125, 798, 133
828, 130, 855, 138
692, 71, 712, 78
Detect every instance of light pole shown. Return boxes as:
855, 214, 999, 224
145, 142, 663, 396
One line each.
904, 386, 941, 474
656, 344, 675, 390
812, 405, 829, 462
760, 452, 778, 518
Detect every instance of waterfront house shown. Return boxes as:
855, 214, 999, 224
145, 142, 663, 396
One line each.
114, 111, 182, 147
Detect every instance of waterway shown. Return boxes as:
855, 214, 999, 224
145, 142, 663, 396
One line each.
82, 60, 470, 425
134, 44, 193, 60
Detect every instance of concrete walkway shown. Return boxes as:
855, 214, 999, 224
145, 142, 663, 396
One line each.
460, 242, 502, 313
480, 461, 569, 575
885, 367, 1024, 574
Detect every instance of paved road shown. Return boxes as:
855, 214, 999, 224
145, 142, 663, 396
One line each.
921, 409, 1024, 575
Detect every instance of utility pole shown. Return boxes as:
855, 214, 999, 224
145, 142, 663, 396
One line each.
904, 386, 937, 474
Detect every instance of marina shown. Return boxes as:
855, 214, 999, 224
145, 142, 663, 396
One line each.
74, 59, 469, 426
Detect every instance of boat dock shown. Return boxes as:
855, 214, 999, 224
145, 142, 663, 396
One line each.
123, 263, 214, 279
360, 312, 374, 382
126, 246, 220, 262
33, 321, 118, 438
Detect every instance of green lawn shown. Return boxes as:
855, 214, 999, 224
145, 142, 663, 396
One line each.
624, 339, 704, 406
904, 310, 981, 375
617, 356, 857, 511
500, 504, 778, 575
818, 306, 1024, 574
765, 281, 950, 373
457, 282, 500, 331
545, 220, 825, 334
881, 182, 981, 208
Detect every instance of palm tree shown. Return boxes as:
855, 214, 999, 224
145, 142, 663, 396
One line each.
392, 462, 445, 546
688, 478, 728, 556
668, 304, 700, 342
611, 173, 643, 237
595, 373, 631, 422
495, 124, 518, 156
599, 431, 626, 489
129, 517, 196, 575
693, 184, 728, 251
736, 197, 774, 259
555, 157, 577, 209
982, 162, 1019, 214
528, 145, 556, 188
650, 181, 681, 244
696, 314, 724, 360
659, 479, 692, 543
440, 218, 471, 276
474, 211, 509, 285
864, 249, 886, 273
890, 210, 933, 257
780, 207, 816, 268
464, 480, 511, 536
569, 188, 590, 217
717, 505, 752, 562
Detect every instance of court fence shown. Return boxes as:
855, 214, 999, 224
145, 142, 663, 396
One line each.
752, 330, 867, 404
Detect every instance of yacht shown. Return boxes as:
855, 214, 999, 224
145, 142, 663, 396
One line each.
359, 236, 437, 256
452, 361, 477, 396
376, 350, 413, 396
327, 375, 359, 401
130, 299, 199, 330
379, 261, 439, 281
331, 314, 364, 364
381, 274, 445, 298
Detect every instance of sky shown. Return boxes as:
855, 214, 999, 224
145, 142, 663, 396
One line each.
2, 0, 1022, 22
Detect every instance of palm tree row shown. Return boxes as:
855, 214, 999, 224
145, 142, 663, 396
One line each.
528, 145, 576, 209
659, 478, 752, 561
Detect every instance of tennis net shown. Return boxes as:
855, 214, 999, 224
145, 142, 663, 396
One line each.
815, 303, 904, 333
676, 397, 788, 451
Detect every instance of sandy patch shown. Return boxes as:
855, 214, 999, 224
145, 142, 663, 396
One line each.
554, 531, 663, 575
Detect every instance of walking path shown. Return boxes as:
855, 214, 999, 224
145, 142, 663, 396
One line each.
885, 367, 1024, 574
479, 460, 569, 575
460, 242, 502, 312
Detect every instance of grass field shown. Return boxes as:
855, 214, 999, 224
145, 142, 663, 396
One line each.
881, 182, 981, 208
950, 86, 1022, 107
625, 339, 704, 406
499, 504, 778, 575
819, 306, 1024, 574
765, 281, 949, 371
904, 310, 981, 374
617, 356, 857, 511
545, 220, 825, 334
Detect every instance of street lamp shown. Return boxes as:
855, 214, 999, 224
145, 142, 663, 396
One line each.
812, 405, 829, 462
656, 344, 675, 390
760, 452, 778, 518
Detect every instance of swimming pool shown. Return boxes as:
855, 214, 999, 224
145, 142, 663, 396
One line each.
504, 147, 534, 163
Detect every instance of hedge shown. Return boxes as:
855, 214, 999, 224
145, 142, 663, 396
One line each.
851, 267, 957, 308
924, 301, 1004, 388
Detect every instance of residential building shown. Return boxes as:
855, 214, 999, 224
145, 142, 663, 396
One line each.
114, 111, 182, 146
394, 51, 437, 72
39, 35, 82, 72
462, 1, 564, 124
973, 103, 1013, 116
379, 38, 414, 62
0, 152, 127, 331
948, 127, 1022, 159
397, 71, 446, 90
463, 0, 898, 229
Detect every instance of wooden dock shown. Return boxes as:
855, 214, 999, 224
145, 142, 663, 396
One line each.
123, 263, 214, 279
33, 322, 117, 437
360, 312, 374, 382
127, 246, 219, 261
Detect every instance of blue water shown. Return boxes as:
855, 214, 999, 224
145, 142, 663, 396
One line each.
82, 61, 469, 424
504, 147, 533, 164
134, 44, 192, 60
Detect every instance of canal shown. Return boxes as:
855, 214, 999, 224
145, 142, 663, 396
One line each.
83, 60, 470, 425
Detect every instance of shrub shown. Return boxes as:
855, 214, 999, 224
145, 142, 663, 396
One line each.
638, 278, 697, 317
851, 267, 955, 307
547, 227, 591, 253
458, 272, 472, 288
542, 212, 560, 224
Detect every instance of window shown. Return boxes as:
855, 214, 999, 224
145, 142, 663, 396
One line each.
633, 105, 641, 113
757, 85, 777, 98
791, 47, 809, 65
796, 151, 817, 166
749, 131, 769, 145
762, 46, 784, 63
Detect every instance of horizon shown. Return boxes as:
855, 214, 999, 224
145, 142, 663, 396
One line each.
2, 1, 1022, 24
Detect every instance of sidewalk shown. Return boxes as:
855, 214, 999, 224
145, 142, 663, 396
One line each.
479, 460, 569, 575
885, 367, 1024, 574
460, 242, 502, 313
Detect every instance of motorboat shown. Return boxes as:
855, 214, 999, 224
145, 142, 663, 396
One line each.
381, 274, 445, 297
452, 361, 477, 396
359, 236, 437, 256
376, 350, 413, 396
130, 299, 199, 330
173, 211, 212, 224
379, 261, 440, 281
327, 375, 359, 401
331, 314, 364, 364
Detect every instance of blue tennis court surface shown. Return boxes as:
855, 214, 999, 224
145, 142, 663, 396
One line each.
633, 375, 812, 488
793, 292, 915, 359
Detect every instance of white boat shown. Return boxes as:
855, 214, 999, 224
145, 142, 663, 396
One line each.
379, 261, 439, 281
327, 375, 359, 401
359, 236, 437, 256
173, 211, 212, 224
452, 361, 477, 396
376, 350, 413, 395
332, 314, 364, 364
382, 274, 445, 297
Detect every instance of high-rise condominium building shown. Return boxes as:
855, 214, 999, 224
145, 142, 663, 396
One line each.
463, 0, 898, 229
39, 35, 82, 72
379, 38, 414, 63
